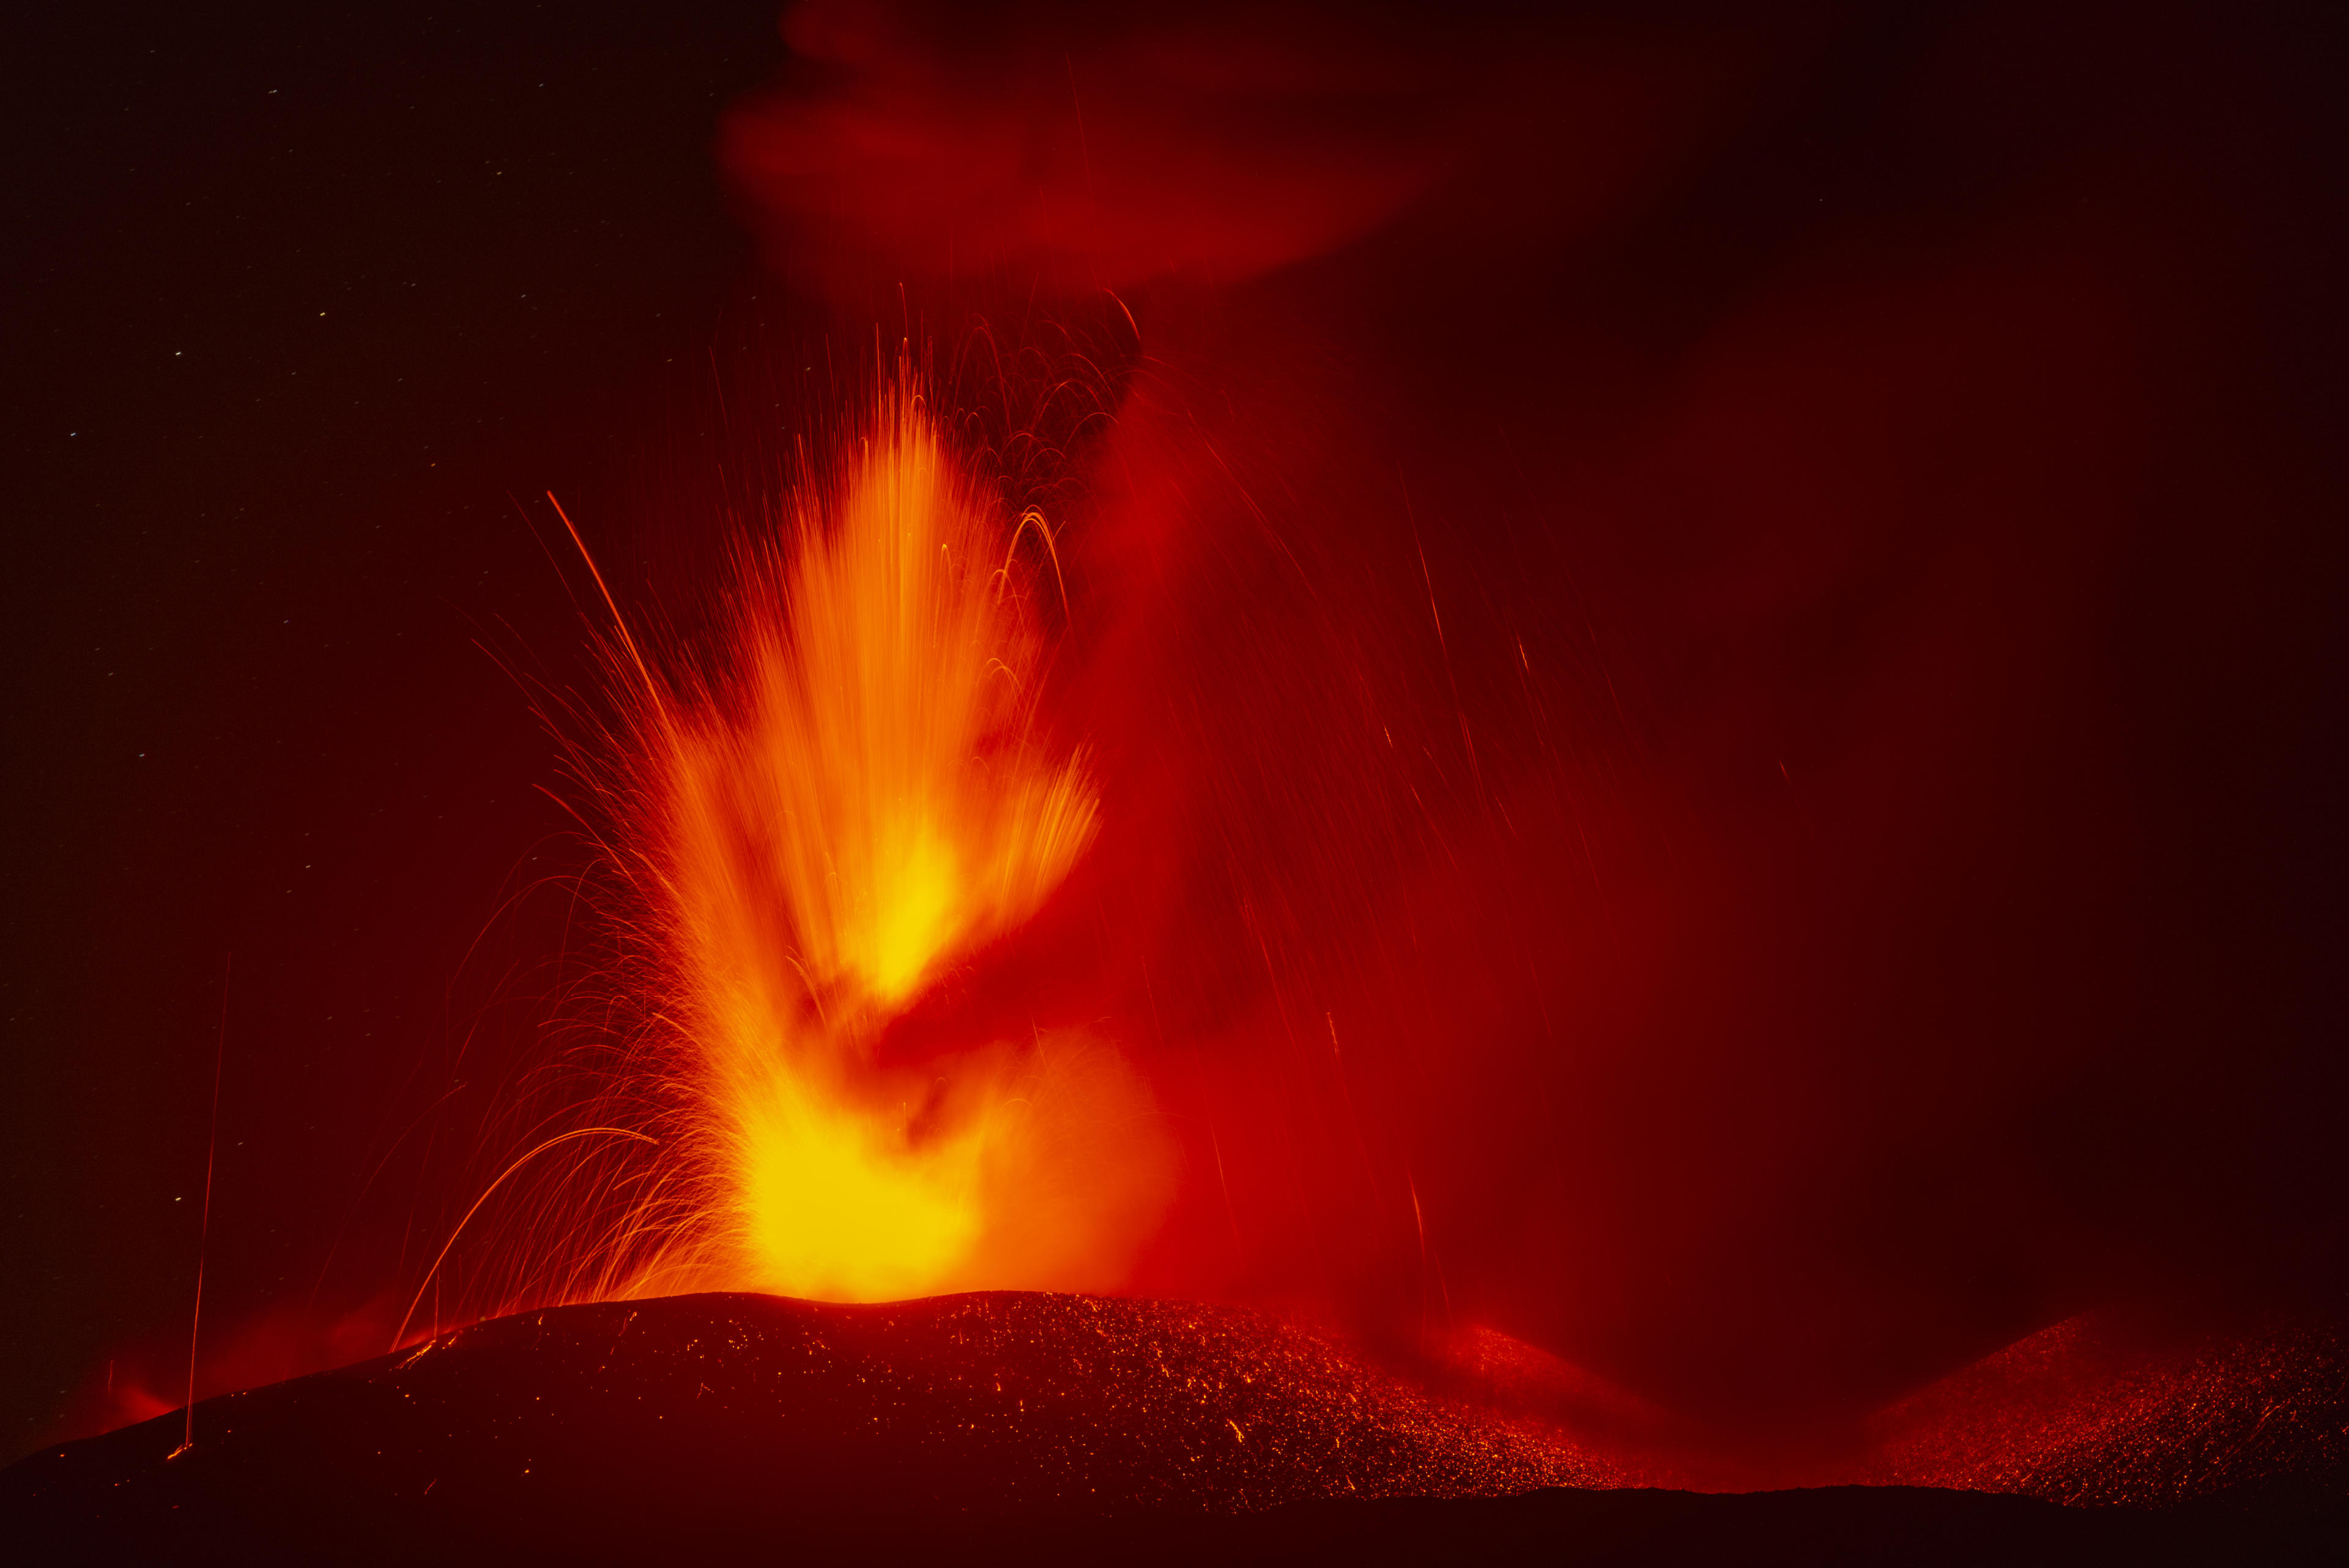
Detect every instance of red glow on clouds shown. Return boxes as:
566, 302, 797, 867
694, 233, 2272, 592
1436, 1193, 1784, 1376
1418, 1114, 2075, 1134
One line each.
724, 1, 1447, 286
720, 1, 1718, 292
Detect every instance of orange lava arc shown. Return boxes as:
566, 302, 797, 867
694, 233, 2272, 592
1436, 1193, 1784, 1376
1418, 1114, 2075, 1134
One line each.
608, 381, 1170, 1304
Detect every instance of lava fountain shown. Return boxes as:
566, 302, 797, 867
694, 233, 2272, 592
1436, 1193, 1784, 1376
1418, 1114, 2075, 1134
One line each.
594, 373, 1169, 1305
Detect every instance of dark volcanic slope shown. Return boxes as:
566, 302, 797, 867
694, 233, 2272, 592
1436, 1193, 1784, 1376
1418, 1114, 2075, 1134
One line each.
9, 1290, 2344, 1565
1863, 1308, 2349, 1504
4, 1291, 1606, 1555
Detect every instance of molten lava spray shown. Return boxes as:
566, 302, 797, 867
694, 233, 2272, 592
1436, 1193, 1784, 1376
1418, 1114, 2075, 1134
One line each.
608, 376, 1168, 1304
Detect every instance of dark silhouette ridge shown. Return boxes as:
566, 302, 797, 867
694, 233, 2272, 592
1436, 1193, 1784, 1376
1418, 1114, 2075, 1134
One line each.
9, 1290, 2343, 1564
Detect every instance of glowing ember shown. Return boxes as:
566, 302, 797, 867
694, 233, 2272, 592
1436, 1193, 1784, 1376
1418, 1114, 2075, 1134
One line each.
606, 376, 1168, 1304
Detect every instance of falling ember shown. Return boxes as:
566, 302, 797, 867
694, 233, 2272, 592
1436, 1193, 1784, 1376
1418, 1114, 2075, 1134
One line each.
602, 375, 1168, 1305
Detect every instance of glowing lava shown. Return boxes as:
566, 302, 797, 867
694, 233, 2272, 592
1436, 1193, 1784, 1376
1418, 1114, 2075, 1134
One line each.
613, 378, 1166, 1303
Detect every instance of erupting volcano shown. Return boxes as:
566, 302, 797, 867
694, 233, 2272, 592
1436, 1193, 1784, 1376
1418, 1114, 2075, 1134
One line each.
575, 373, 1167, 1306
8, 1, 2345, 1563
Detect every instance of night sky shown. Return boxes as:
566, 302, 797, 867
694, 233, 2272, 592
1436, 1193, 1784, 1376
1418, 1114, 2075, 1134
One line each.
5, 1, 2342, 1470
4, 2, 792, 1458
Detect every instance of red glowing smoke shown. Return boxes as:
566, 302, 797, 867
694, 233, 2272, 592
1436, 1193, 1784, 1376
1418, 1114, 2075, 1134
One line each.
710, 0, 2342, 1440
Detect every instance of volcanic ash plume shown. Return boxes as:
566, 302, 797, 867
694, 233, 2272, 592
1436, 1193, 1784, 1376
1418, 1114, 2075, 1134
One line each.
617, 381, 1170, 1304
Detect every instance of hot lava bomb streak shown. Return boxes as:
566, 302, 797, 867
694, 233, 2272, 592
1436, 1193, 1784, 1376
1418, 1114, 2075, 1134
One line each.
576, 375, 1170, 1306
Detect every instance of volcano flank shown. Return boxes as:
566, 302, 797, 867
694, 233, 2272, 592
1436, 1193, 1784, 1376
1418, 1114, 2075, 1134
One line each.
9, 1291, 2345, 1565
